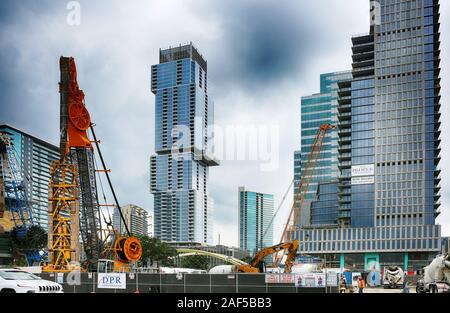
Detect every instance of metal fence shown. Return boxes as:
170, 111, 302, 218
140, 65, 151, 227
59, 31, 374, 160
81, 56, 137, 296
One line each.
38, 273, 338, 294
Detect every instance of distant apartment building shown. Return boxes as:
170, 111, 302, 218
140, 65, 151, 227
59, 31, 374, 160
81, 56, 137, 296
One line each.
148, 211, 154, 237
150, 43, 218, 244
0, 124, 59, 231
295, 0, 443, 271
239, 187, 274, 255
113, 204, 149, 237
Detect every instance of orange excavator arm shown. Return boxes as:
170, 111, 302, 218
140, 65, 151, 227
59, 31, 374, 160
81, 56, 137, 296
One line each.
237, 239, 299, 273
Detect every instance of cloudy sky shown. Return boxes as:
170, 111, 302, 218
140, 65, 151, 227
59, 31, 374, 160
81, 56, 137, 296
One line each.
1, 0, 449, 247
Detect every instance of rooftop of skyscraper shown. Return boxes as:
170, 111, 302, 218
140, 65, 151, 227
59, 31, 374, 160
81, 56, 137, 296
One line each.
159, 42, 207, 71
0, 123, 59, 151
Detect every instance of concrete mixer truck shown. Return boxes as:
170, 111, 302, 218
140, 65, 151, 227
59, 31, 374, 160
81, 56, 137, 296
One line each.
382, 266, 405, 289
416, 254, 450, 293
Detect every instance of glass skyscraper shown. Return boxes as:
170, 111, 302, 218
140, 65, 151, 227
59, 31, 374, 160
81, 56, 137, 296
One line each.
239, 187, 274, 255
296, 72, 351, 201
294, 72, 351, 227
150, 44, 218, 244
296, 0, 442, 271
0, 124, 59, 230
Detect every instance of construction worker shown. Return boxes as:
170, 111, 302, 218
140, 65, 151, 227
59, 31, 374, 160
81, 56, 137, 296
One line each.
358, 277, 366, 293
340, 276, 347, 293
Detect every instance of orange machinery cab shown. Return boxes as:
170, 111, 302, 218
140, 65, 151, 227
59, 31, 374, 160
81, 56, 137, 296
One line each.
63, 57, 92, 152
97, 236, 142, 273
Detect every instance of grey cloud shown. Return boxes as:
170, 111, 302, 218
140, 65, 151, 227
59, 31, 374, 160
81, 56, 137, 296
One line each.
190, 0, 329, 97
1, 0, 449, 245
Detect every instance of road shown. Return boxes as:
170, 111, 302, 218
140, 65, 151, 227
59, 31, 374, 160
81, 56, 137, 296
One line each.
363, 286, 416, 293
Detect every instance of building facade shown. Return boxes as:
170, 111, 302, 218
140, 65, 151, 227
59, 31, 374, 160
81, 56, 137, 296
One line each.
150, 44, 218, 244
239, 187, 274, 255
148, 211, 154, 238
113, 204, 150, 237
294, 72, 352, 227
295, 71, 352, 201
296, 0, 443, 271
0, 124, 59, 231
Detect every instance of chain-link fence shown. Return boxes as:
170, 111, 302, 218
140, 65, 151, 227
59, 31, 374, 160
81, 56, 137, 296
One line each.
38, 273, 338, 293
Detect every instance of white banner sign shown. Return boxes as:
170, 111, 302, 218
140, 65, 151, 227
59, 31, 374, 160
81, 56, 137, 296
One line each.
265, 274, 280, 284
295, 273, 319, 287
280, 274, 295, 284
351, 164, 374, 177
351, 176, 375, 185
315, 274, 326, 288
326, 271, 339, 287
97, 273, 126, 289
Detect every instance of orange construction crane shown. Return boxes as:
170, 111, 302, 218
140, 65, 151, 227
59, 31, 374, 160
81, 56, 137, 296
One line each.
273, 123, 336, 268
43, 57, 142, 273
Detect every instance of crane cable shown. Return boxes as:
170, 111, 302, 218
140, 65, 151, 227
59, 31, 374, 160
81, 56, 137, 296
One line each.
89, 124, 131, 237
262, 179, 294, 241
93, 152, 113, 228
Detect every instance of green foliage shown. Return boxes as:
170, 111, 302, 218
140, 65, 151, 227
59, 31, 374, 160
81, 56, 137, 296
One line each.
136, 235, 178, 267
180, 255, 209, 270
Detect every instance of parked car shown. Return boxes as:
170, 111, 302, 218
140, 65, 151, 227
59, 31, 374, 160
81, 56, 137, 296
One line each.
0, 268, 63, 293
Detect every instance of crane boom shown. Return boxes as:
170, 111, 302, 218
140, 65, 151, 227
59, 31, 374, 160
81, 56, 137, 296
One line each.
274, 124, 335, 267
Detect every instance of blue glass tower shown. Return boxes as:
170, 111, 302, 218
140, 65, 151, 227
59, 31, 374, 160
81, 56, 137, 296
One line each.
296, 71, 351, 201
294, 71, 351, 227
150, 44, 218, 244
239, 187, 274, 255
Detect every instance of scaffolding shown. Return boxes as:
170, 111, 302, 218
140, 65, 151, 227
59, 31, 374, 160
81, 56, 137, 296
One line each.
44, 161, 80, 272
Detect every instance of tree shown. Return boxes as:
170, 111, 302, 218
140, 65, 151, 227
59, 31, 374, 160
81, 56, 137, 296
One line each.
180, 255, 209, 270
136, 235, 178, 267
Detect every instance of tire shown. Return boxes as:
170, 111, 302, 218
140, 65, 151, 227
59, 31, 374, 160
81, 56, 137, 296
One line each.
0, 289, 16, 293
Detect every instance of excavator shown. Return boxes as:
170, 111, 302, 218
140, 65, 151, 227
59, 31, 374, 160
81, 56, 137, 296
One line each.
237, 124, 335, 273
237, 241, 299, 273
42, 57, 142, 273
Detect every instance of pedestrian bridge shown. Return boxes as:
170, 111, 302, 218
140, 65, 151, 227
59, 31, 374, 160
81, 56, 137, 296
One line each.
176, 248, 248, 266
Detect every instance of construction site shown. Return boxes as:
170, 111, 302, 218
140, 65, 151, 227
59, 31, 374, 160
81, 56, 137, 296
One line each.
0, 56, 336, 293
0, 55, 385, 294
0, 0, 450, 294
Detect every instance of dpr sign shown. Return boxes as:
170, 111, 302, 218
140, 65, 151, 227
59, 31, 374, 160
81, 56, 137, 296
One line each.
97, 273, 126, 289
